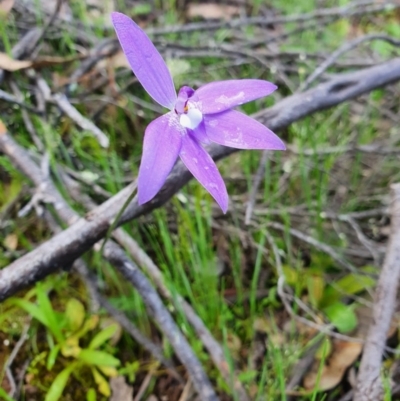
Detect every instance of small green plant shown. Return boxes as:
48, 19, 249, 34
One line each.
11, 283, 123, 401
283, 262, 376, 333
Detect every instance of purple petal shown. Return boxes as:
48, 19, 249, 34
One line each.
191, 121, 210, 144
203, 110, 285, 150
193, 79, 277, 114
138, 112, 183, 204
179, 133, 228, 213
111, 12, 176, 109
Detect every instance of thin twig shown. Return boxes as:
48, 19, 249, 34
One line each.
264, 229, 364, 343
342, 215, 381, 265
5, 324, 30, 398
146, 1, 398, 35
0, 28, 42, 84
266, 221, 358, 273
52, 93, 109, 148
9, 81, 44, 151
29, 0, 64, 56
354, 183, 400, 401
0, 88, 42, 114
288, 143, 400, 156
299, 34, 400, 91
133, 363, 159, 401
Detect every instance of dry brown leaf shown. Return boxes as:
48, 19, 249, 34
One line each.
186, 3, 240, 21
97, 50, 130, 70
301, 305, 399, 393
4, 234, 18, 250
226, 332, 242, 359
0, 0, 15, 16
0, 53, 32, 71
31, 54, 87, 68
109, 376, 133, 401
0, 53, 87, 72
303, 339, 362, 391
0, 119, 6, 135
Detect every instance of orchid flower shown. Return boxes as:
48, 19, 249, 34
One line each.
111, 12, 285, 213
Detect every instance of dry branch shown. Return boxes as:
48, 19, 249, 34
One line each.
354, 183, 400, 401
1, 58, 400, 301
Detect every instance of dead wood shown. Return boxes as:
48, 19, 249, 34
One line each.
354, 183, 400, 401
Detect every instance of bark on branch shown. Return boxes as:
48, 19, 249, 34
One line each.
1, 58, 400, 301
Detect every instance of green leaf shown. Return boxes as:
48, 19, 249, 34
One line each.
44, 364, 76, 401
36, 286, 64, 343
12, 299, 48, 326
91, 367, 111, 396
335, 274, 375, 295
97, 365, 118, 378
47, 344, 61, 370
0, 387, 16, 401
86, 388, 96, 401
237, 370, 258, 383
89, 324, 118, 350
320, 274, 375, 308
306, 274, 325, 308
282, 265, 299, 286
132, 3, 151, 15
119, 361, 140, 382
324, 303, 357, 333
73, 315, 99, 340
65, 298, 86, 332
77, 349, 121, 367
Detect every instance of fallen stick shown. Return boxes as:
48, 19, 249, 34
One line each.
1, 58, 400, 301
353, 183, 400, 401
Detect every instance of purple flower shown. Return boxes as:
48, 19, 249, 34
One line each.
111, 12, 285, 213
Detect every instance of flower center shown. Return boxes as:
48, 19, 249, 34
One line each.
175, 86, 203, 130
179, 107, 202, 130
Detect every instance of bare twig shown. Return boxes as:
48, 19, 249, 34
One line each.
288, 143, 400, 156
0, 88, 41, 114
354, 183, 400, 401
133, 363, 159, 401
0, 28, 41, 84
299, 33, 400, 91
9, 81, 44, 151
52, 93, 109, 148
266, 221, 358, 273
265, 229, 364, 344
5, 324, 30, 398
146, 1, 398, 35
342, 215, 381, 265
29, 0, 64, 56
